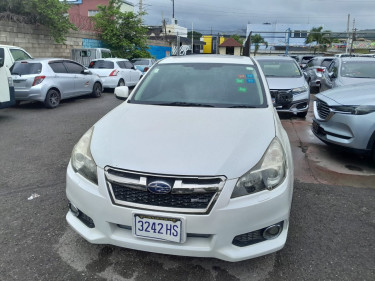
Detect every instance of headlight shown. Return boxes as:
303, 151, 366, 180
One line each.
71, 127, 98, 184
292, 86, 308, 95
231, 138, 286, 198
331, 105, 375, 115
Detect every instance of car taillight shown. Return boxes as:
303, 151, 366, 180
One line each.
317, 68, 325, 72
144, 67, 149, 72
32, 75, 46, 86
109, 70, 118, 76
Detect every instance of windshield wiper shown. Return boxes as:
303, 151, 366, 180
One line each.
158, 102, 215, 107
12, 72, 21, 76
228, 105, 258, 108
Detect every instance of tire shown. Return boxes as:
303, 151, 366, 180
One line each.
118, 79, 125, 87
91, 82, 102, 98
14, 100, 21, 107
44, 89, 61, 109
297, 111, 308, 118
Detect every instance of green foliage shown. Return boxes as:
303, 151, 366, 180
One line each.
305, 26, 332, 53
0, 0, 76, 44
93, 0, 150, 59
230, 34, 244, 45
251, 34, 268, 56
187, 31, 202, 40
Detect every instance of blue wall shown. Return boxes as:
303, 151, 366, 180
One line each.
148, 45, 171, 60
82, 38, 106, 48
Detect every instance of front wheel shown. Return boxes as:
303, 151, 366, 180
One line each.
91, 82, 102, 98
44, 89, 61, 109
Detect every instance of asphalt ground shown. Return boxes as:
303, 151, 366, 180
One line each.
0, 92, 374, 281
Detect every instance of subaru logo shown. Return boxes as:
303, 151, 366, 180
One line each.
147, 181, 172, 194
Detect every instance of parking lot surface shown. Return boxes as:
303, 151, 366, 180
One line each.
0, 93, 374, 281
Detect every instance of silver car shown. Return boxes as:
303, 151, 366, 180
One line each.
312, 82, 375, 162
11, 58, 103, 108
256, 56, 310, 118
303, 56, 334, 92
320, 57, 375, 91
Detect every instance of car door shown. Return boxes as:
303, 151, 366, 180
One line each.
49, 61, 75, 98
117, 61, 132, 86
124, 61, 139, 85
64, 61, 92, 95
322, 60, 338, 91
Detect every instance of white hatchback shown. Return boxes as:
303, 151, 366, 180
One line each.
88, 58, 142, 89
66, 55, 294, 262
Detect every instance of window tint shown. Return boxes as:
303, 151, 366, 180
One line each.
131, 63, 266, 108
64, 61, 84, 74
10, 62, 42, 75
340, 61, 375, 78
101, 51, 112, 58
124, 61, 134, 69
117, 61, 126, 69
306, 59, 314, 68
258, 60, 302, 77
131, 60, 149, 66
49, 62, 67, 73
88, 60, 114, 69
321, 59, 333, 68
10, 49, 32, 61
301, 56, 314, 64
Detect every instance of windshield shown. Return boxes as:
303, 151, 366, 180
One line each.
88, 60, 114, 69
10, 62, 42, 75
130, 63, 267, 108
340, 61, 375, 78
131, 59, 149, 65
257, 60, 302, 77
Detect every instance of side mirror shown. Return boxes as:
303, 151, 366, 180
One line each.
328, 72, 336, 79
82, 69, 90, 75
114, 86, 129, 100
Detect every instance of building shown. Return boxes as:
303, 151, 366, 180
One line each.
62, 0, 134, 31
246, 23, 323, 51
218, 37, 242, 55
202, 35, 225, 54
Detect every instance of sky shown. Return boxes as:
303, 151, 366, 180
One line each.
127, 0, 375, 35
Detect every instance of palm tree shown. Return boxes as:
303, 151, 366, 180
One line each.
305, 27, 332, 53
251, 34, 268, 56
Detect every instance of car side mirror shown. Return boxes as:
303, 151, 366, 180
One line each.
82, 69, 90, 75
114, 86, 129, 100
328, 72, 336, 79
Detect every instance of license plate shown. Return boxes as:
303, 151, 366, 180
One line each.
133, 214, 184, 243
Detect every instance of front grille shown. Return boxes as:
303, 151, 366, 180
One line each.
105, 167, 226, 214
316, 99, 330, 120
270, 89, 293, 108
112, 183, 216, 209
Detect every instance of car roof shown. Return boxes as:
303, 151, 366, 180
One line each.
91, 58, 129, 62
255, 56, 296, 61
158, 55, 254, 65
15, 58, 80, 63
341, 57, 375, 62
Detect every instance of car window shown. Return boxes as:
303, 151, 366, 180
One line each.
124, 61, 134, 69
88, 60, 114, 69
257, 60, 302, 77
321, 59, 333, 68
301, 56, 314, 64
101, 51, 112, 58
328, 60, 338, 77
49, 62, 67, 73
64, 61, 84, 74
340, 61, 375, 78
10, 49, 32, 61
131, 60, 149, 66
131, 63, 266, 108
306, 59, 314, 68
117, 61, 126, 69
0, 48, 4, 66
10, 62, 42, 75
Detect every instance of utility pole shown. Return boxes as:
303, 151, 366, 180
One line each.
350, 19, 355, 56
172, 0, 175, 19
191, 22, 194, 54
139, 0, 143, 14
285, 28, 290, 56
345, 14, 350, 53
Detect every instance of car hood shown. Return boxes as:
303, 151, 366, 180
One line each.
317, 82, 375, 106
91, 103, 276, 179
266, 76, 306, 90
338, 76, 375, 87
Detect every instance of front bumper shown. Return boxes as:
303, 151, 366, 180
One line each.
66, 164, 293, 262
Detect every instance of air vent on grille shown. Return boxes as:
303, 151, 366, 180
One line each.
316, 99, 330, 120
105, 167, 226, 214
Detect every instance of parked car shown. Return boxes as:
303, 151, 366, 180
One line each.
66, 55, 294, 262
320, 57, 375, 91
130, 58, 156, 74
88, 58, 142, 89
295, 55, 315, 69
312, 82, 375, 162
303, 56, 334, 92
0, 47, 15, 109
71, 48, 112, 67
256, 56, 310, 118
11, 58, 102, 108
0, 44, 32, 69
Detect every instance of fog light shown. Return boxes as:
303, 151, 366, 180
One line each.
68, 202, 80, 217
263, 224, 282, 240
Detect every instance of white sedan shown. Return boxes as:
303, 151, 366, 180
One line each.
88, 58, 142, 89
66, 55, 294, 262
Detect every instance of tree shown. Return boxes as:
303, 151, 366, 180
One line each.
230, 34, 244, 45
0, 0, 76, 44
187, 31, 202, 40
305, 26, 332, 53
251, 34, 268, 56
92, 0, 150, 59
